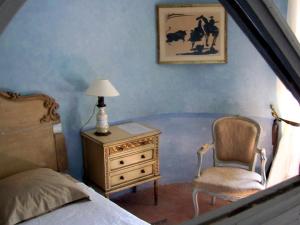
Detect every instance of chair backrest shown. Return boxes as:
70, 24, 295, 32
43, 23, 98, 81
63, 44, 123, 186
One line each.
212, 116, 260, 171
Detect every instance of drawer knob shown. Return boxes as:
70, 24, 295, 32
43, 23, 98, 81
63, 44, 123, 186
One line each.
120, 176, 124, 180
119, 160, 124, 165
141, 169, 145, 174
141, 154, 146, 159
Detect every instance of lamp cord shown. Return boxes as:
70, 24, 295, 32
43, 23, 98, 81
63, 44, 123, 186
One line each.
80, 104, 97, 132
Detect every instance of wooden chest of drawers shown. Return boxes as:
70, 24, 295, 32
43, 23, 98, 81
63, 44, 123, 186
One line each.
81, 123, 161, 203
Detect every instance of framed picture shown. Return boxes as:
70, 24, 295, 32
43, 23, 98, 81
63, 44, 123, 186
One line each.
157, 4, 227, 64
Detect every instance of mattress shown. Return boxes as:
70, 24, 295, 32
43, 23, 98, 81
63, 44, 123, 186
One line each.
21, 182, 149, 225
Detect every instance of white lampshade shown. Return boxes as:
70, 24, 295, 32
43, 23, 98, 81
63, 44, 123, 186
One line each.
86, 79, 119, 97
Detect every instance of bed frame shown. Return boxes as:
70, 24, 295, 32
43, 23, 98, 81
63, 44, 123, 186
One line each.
0, 91, 68, 179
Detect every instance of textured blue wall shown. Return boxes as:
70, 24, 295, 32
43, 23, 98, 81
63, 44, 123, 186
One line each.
0, 0, 277, 181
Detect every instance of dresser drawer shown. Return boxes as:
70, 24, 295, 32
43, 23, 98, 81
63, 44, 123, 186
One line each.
108, 137, 156, 155
109, 149, 153, 170
110, 164, 153, 187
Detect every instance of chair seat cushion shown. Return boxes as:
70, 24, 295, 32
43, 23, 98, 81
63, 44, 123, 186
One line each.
193, 167, 264, 198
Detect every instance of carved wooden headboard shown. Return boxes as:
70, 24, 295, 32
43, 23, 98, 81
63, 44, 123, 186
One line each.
0, 91, 68, 179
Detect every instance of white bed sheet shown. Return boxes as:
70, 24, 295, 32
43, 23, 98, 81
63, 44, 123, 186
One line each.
21, 182, 150, 225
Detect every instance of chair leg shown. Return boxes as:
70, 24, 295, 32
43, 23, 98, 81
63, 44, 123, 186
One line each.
211, 196, 216, 206
192, 189, 199, 217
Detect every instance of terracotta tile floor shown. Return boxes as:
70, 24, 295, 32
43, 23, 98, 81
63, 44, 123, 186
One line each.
112, 183, 230, 225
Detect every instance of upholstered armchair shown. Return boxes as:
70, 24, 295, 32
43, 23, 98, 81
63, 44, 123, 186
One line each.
192, 116, 267, 217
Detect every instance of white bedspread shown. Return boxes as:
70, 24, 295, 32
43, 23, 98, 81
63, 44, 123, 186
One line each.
21, 182, 150, 225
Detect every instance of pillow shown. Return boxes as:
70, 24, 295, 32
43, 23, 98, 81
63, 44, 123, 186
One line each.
0, 168, 89, 225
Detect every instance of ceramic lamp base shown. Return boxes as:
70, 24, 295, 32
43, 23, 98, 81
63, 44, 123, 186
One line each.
96, 106, 110, 136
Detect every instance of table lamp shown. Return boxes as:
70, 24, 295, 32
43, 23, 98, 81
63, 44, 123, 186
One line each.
86, 79, 119, 136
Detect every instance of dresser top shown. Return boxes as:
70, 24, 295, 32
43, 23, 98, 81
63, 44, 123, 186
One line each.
81, 122, 161, 144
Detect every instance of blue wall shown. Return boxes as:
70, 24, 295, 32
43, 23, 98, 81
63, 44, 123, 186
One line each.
0, 0, 278, 182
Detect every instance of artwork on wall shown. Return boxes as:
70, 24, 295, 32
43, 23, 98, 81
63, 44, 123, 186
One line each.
157, 4, 227, 64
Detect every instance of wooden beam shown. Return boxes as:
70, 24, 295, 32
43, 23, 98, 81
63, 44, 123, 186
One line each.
0, 0, 27, 34
183, 176, 300, 225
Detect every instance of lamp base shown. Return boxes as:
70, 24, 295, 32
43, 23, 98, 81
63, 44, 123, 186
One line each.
94, 131, 111, 136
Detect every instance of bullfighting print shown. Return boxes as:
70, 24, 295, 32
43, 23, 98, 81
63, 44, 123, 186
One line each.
165, 13, 220, 55
157, 4, 227, 64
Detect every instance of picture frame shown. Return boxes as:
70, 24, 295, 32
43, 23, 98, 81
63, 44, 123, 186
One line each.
157, 4, 227, 64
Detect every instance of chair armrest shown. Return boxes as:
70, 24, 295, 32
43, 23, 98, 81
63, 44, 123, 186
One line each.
256, 148, 267, 186
197, 143, 214, 155
196, 143, 214, 177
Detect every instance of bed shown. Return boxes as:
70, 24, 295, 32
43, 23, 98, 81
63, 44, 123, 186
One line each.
0, 91, 149, 225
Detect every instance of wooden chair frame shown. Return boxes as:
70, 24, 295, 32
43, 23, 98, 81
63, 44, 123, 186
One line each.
192, 116, 267, 217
